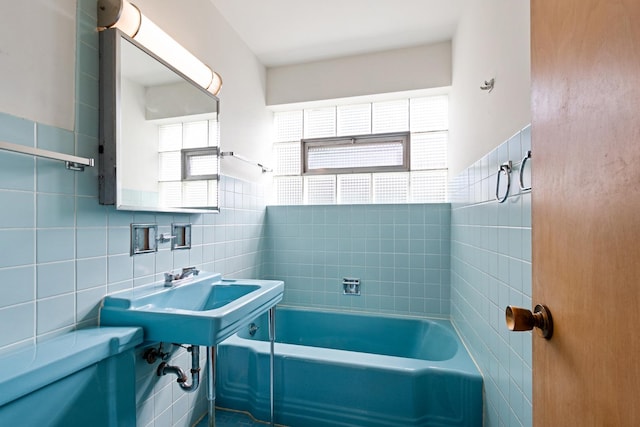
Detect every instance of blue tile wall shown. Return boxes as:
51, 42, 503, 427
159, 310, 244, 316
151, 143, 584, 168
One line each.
0, 1, 533, 426
449, 125, 532, 427
0, 1, 268, 425
263, 203, 451, 318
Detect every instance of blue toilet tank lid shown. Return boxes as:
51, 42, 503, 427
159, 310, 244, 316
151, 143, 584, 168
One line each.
0, 326, 143, 407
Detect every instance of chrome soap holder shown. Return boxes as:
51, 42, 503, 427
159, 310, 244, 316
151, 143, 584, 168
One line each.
343, 278, 361, 296
130, 223, 192, 255
130, 223, 158, 255
171, 223, 192, 250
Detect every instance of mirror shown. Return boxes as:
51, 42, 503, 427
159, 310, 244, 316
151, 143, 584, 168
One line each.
99, 28, 220, 213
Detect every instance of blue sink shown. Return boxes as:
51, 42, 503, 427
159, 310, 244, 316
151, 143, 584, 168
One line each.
99, 273, 283, 346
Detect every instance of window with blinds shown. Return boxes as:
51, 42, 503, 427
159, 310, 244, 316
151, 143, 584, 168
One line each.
271, 95, 448, 205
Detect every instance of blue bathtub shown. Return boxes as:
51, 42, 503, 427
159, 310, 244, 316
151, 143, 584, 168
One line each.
217, 307, 482, 427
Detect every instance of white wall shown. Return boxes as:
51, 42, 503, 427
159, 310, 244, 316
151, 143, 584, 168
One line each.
0, 0, 76, 130
267, 42, 452, 106
135, 0, 273, 183
449, 0, 531, 176
120, 77, 158, 194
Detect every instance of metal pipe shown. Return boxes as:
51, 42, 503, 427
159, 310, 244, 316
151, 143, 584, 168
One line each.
157, 345, 200, 392
207, 346, 216, 427
268, 306, 276, 427
219, 151, 273, 173
0, 140, 94, 171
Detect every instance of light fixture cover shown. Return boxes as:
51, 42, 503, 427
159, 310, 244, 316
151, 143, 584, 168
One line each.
98, 0, 222, 95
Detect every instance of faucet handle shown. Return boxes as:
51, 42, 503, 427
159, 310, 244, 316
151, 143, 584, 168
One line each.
181, 266, 199, 275
164, 272, 175, 282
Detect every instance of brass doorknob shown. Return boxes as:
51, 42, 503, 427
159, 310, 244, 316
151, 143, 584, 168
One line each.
505, 304, 553, 339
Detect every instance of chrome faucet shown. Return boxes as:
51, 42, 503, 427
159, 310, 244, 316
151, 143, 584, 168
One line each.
164, 267, 200, 286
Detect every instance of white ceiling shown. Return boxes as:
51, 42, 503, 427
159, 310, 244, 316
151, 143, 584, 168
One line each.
209, 0, 469, 67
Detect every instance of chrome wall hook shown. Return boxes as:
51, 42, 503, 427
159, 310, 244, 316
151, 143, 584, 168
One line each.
480, 78, 495, 92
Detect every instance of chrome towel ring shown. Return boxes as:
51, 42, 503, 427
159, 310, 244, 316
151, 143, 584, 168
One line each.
519, 150, 532, 191
495, 161, 512, 203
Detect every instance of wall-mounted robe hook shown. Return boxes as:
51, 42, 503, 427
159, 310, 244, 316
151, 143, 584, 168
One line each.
480, 78, 495, 92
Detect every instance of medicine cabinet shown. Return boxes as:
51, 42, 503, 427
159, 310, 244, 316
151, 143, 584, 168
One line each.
99, 28, 220, 213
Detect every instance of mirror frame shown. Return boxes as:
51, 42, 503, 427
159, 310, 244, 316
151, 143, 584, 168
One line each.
98, 28, 220, 213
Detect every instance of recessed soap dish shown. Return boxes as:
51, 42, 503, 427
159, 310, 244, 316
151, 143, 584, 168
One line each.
130, 223, 158, 255
343, 278, 361, 296
171, 223, 191, 250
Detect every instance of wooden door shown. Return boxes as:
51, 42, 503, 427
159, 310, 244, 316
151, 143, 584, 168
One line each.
531, 0, 640, 425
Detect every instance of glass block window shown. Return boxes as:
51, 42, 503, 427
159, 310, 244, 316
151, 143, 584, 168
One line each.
337, 174, 372, 204
305, 175, 336, 204
304, 133, 409, 174
159, 124, 182, 151
271, 95, 448, 205
410, 131, 447, 170
304, 107, 336, 138
208, 120, 220, 146
182, 180, 208, 207
182, 147, 219, 181
158, 151, 181, 181
373, 172, 410, 204
183, 121, 208, 148
158, 181, 181, 206
372, 99, 409, 133
158, 118, 219, 208
274, 110, 303, 143
186, 152, 217, 177
410, 170, 448, 202
273, 142, 301, 175
273, 176, 303, 205
337, 103, 371, 136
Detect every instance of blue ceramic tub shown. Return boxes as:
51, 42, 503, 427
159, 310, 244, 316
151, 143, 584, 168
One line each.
217, 307, 482, 427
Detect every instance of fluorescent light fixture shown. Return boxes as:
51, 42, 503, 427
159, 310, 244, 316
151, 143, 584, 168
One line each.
97, 0, 222, 96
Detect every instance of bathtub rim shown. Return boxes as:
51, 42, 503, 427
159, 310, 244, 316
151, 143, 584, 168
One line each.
276, 304, 453, 322
220, 306, 482, 379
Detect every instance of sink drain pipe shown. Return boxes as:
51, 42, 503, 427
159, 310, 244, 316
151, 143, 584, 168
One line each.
157, 345, 200, 392
156, 308, 276, 427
